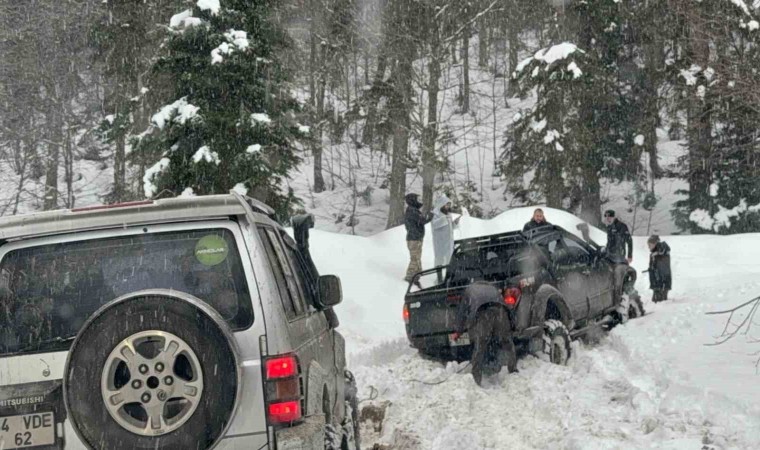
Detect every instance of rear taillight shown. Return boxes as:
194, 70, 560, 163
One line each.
403, 304, 410, 323
266, 355, 298, 379
268, 401, 301, 423
263, 354, 303, 425
503, 287, 521, 308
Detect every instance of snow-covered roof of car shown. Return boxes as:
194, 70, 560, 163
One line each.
0, 192, 276, 242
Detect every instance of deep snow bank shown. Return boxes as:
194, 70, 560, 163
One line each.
311, 207, 760, 449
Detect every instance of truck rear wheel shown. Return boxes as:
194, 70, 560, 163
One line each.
542, 320, 571, 365
64, 291, 240, 450
627, 293, 645, 319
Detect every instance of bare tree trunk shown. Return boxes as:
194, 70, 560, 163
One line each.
507, 23, 519, 97
478, 15, 489, 68
422, 37, 442, 212
362, 46, 388, 146
386, 56, 413, 229
44, 116, 60, 211
462, 26, 471, 113
686, 15, 712, 229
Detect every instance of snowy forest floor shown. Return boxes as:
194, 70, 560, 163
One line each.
312, 207, 760, 449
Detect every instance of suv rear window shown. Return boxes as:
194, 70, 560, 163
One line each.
0, 229, 253, 356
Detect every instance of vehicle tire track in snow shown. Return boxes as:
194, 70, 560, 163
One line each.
353, 319, 760, 450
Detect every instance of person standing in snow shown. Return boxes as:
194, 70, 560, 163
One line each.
453, 282, 517, 386
603, 210, 633, 264
404, 193, 431, 283
604, 210, 635, 302
522, 208, 551, 233
647, 235, 672, 302
431, 195, 460, 268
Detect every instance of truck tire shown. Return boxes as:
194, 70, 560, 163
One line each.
326, 372, 360, 450
542, 320, 571, 365
627, 293, 645, 319
64, 291, 239, 450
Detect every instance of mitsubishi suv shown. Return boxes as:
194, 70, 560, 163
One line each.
0, 192, 358, 450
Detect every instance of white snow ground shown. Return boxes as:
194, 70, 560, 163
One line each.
312, 207, 760, 449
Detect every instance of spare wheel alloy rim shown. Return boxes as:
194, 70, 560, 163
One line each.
101, 330, 204, 436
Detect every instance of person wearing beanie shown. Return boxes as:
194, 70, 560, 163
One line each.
647, 235, 672, 302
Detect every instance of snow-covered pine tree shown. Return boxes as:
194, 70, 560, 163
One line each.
503, 0, 643, 224
135, 0, 304, 221
671, 0, 760, 234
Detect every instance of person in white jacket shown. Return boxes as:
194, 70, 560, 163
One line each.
431, 195, 460, 268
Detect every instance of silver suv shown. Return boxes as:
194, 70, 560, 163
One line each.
0, 193, 358, 450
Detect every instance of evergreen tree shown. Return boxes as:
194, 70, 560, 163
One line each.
136, 0, 304, 221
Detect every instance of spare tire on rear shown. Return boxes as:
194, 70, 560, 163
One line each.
64, 290, 240, 450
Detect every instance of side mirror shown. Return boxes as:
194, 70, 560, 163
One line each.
318, 275, 342, 308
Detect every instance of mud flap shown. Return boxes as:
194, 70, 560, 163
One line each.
276, 414, 325, 450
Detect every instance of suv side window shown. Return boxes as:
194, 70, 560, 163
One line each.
258, 227, 304, 320
562, 236, 591, 264
280, 232, 318, 311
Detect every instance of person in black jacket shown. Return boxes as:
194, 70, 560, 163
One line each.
523, 208, 551, 233
404, 193, 431, 283
647, 235, 672, 302
453, 282, 517, 386
603, 210, 633, 264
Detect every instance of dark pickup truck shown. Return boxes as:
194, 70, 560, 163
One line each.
403, 224, 644, 364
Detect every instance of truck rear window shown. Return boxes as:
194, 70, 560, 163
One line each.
0, 229, 253, 356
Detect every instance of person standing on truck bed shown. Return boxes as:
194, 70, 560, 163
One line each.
431, 194, 460, 268
522, 208, 551, 233
647, 235, 672, 302
453, 282, 517, 386
404, 193, 432, 283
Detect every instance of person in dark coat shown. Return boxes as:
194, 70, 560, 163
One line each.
453, 282, 517, 386
404, 193, 431, 283
647, 235, 672, 302
603, 210, 633, 264
523, 208, 551, 233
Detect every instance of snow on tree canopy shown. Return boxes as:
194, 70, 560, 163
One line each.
170, 10, 202, 29
197, 0, 220, 16
179, 187, 196, 198
634, 134, 645, 146
515, 43, 585, 78
690, 200, 760, 232
246, 144, 261, 154
152, 97, 200, 129
192, 146, 221, 165
251, 113, 272, 125
232, 183, 248, 195
143, 158, 170, 198
749, 20, 759, 31
211, 30, 249, 64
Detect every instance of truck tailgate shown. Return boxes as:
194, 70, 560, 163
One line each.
406, 290, 462, 336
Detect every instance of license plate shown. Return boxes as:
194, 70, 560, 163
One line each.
0, 412, 55, 449
450, 332, 470, 346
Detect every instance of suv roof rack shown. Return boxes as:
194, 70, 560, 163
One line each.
0, 192, 277, 242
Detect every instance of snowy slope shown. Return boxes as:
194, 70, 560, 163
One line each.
313, 207, 760, 449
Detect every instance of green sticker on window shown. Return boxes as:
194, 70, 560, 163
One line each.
195, 235, 229, 266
